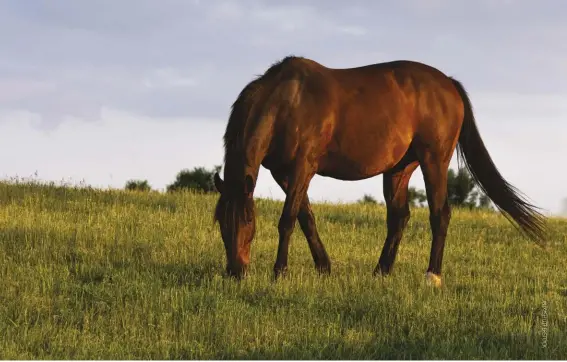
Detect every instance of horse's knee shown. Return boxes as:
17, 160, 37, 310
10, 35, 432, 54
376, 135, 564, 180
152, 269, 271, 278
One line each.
440, 202, 451, 228
278, 215, 296, 235
400, 206, 411, 225
389, 205, 411, 228
298, 208, 317, 235
430, 202, 451, 230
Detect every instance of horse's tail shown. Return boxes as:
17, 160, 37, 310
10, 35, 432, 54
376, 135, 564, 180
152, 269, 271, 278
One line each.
450, 77, 548, 244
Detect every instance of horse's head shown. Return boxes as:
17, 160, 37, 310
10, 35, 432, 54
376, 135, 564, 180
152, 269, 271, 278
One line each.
213, 172, 256, 278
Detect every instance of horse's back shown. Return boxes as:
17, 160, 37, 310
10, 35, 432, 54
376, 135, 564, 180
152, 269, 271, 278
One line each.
292, 58, 463, 178
261, 56, 464, 178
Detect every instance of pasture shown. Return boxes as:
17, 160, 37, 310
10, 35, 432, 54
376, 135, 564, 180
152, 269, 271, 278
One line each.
0, 180, 565, 359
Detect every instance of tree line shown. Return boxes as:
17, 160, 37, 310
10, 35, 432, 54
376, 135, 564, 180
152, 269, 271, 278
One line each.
359, 167, 493, 210
125, 165, 221, 194
125, 165, 493, 210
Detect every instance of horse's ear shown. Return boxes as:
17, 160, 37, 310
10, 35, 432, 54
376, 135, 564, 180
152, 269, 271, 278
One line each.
213, 172, 224, 194
244, 174, 255, 196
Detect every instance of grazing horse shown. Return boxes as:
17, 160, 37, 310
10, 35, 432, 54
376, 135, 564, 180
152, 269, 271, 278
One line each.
212, 55, 547, 286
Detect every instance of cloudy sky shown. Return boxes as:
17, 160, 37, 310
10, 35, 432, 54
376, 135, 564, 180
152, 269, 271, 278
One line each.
1, 0, 566, 215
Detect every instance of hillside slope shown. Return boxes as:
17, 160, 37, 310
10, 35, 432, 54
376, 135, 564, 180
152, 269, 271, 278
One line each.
0, 181, 565, 359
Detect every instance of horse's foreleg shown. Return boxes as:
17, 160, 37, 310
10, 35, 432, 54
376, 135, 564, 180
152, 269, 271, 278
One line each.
271, 170, 331, 275
273, 159, 317, 279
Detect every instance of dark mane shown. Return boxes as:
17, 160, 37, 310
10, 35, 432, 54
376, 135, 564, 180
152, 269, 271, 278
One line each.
221, 55, 304, 175
213, 57, 303, 226
222, 75, 263, 164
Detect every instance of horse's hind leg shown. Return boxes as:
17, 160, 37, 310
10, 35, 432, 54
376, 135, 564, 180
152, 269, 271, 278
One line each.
271, 170, 331, 274
374, 161, 419, 276
416, 150, 452, 288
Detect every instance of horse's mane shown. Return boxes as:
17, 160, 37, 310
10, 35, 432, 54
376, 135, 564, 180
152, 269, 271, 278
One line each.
222, 55, 302, 169
214, 55, 306, 228
222, 77, 262, 165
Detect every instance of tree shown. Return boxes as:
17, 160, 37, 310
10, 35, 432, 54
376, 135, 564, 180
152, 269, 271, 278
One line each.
408, 186, 427, 207
125, 179, 151, 192
477, 191, 492, 209
400, 167, 493, 210
447, 167, 476, 206
166, 165, 222, 193
358, 194, 378, 204
447, 167, 494, 209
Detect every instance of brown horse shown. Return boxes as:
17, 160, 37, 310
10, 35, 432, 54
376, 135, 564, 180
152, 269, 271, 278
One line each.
212, 55, 547, 286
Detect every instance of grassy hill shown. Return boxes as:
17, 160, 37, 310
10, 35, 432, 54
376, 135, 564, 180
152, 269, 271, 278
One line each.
0, 180, 566, 359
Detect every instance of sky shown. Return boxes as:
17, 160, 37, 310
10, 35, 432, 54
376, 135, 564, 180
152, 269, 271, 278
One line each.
1, 0, 566, 216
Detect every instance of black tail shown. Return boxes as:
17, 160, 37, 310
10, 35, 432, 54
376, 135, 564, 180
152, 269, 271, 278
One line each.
450, 77, 547, 244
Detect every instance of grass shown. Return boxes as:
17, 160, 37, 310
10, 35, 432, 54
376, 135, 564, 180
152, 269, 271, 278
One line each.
0, 179, 566, 359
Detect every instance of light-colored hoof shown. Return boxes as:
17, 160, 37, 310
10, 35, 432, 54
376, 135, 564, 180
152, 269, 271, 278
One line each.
425, 272, 442, 288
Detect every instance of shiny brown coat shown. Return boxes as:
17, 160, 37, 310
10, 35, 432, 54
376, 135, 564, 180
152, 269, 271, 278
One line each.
213, 56, 547, 281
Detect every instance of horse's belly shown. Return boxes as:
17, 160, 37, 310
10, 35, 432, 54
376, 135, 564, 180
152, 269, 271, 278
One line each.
317, 135, 410, 181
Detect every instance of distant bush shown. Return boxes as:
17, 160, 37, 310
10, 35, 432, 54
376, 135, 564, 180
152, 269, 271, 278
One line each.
166, 165, 221, 193
408, 186, 427, 207
358, 194, 378, 204
125, 179, 151, 192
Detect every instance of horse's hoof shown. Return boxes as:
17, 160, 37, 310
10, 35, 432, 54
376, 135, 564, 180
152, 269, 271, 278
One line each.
273, 266, 288, 280
425, 271, 442, 288
316, 264, 331, 275
224, 269, 248, 281
373, 264, 390, 277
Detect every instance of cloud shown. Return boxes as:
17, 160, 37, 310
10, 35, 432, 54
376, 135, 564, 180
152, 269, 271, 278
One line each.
336, 26, 367, 36
2, 0, 567, 128
0, 1, 566, 215
1, 88, 565, 215
0, 79, 56, 103
143, 68, 199, 89
0, 108, 225, 190
0, 1, 372, 127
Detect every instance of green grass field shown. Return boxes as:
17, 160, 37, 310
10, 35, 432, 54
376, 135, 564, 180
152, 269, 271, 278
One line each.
0, 180, 566, 359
